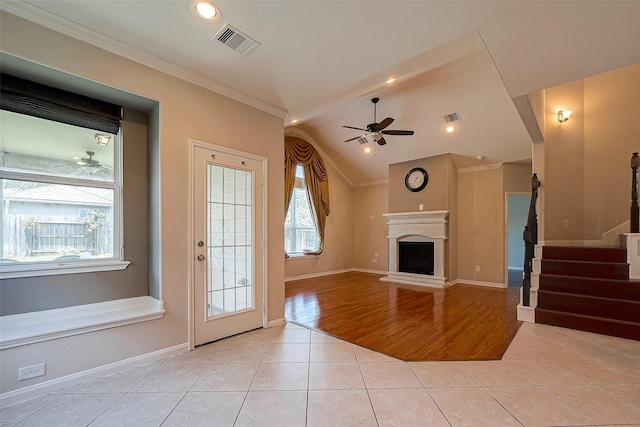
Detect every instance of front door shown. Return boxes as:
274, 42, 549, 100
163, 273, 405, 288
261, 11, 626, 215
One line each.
193, 144, 264, 345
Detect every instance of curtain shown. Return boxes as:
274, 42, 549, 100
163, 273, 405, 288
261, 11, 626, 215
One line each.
284, 137, 330, 254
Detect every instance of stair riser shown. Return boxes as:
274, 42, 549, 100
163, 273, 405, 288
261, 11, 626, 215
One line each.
541, 260, 629, 280
542, 246, 627, 263
539, 275, 640, 301
536, 310, 640, 341
537, 292, 640, 323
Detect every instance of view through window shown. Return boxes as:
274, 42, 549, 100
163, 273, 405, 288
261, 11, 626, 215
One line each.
0, 109, 120, 268
285, 165, 319, 255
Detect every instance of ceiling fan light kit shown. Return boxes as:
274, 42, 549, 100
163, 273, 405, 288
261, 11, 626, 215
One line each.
343, 97, 414, 146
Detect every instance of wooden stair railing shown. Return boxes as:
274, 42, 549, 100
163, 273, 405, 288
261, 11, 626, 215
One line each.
522, 173, 540, 306
631, 152, 639, 233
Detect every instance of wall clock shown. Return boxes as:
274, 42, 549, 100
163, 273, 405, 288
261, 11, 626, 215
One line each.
405, 167, 429, 192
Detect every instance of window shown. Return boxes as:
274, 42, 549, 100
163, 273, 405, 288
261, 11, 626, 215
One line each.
285, 165, 319, 255
0, 74, 127, 278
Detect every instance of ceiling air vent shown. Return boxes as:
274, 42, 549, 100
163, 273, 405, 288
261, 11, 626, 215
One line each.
443, 111, 461, 123
214, 24, 260, 56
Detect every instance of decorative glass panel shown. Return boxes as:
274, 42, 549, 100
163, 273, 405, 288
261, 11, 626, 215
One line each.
206, 164, 253, 317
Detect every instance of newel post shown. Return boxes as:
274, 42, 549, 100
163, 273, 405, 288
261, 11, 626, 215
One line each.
522, 173, 540, 307
632, 152, 639, 233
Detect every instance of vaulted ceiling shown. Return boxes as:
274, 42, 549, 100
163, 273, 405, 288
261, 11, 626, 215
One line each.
2, 1, 639, 185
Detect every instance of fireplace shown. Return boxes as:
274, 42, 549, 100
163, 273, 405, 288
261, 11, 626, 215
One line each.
399, 241, 434, 275
381, 210, 449, 289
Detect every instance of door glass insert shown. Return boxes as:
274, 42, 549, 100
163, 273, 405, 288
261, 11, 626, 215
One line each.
207, 164, 253, 317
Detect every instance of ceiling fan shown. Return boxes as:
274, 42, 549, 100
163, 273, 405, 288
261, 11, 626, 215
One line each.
343, 97, 414, 146
73, 151, 112, 175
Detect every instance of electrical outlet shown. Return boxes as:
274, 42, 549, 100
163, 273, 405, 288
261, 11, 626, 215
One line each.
563, 219, 569, 228
475, 265, 481, 272
371, 258, 376, 263
373, 258, 377, 264
18, 363, 45, 381
419, 204, 424, 211
317, 259, 321, 266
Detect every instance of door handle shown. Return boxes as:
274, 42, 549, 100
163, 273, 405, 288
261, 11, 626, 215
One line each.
197, 254, 205, 261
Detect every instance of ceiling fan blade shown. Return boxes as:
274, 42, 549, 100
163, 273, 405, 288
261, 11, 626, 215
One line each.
382, 130, 414, 136
374, 117, 394, 131
345, 135, 366, 142
376, 137, 387, 146
343, 125, 368, 131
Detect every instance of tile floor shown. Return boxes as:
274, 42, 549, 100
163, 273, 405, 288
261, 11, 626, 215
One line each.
2, 322, 640, 426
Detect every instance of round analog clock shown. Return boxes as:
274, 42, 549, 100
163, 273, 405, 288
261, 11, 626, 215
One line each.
404, 167, 429, 192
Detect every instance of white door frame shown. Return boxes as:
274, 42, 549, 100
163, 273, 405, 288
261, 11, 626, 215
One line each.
187, 139, 268, 350
504, 191, 530, 287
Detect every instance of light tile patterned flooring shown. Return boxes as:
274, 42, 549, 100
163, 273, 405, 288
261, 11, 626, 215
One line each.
2, 322, 640, 426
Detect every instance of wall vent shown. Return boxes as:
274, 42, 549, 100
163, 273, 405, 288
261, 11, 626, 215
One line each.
443, 111, 461, 123
214, 24, 260, 56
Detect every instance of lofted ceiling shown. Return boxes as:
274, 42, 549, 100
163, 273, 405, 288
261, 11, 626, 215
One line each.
2, 1, 639, 185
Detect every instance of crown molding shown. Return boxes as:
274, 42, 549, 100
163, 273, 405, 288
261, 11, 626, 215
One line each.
353, 179, 389, 188
457, 163, 503, 174
0, 3, 288, 119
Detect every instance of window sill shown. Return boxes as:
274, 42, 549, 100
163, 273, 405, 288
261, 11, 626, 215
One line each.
0, 296, 164, 350
0, 259, 130, 279
286, 253, 321, 259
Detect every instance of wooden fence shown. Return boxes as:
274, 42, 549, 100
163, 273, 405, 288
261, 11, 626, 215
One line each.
3, 215, 112, 258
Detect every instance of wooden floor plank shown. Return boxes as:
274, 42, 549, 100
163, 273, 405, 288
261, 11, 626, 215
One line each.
285, 271, 521, 361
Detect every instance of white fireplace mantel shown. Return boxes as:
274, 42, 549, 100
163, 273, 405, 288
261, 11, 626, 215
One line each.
381, 210, 449, 289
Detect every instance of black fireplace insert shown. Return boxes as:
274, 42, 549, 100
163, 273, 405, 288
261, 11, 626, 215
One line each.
398, 241, 434, 275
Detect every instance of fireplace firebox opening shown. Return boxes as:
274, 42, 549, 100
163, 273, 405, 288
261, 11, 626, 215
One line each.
398, 241, 435, 275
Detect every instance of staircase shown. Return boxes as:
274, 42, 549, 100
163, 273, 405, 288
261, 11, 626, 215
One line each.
536, 246, 640, 340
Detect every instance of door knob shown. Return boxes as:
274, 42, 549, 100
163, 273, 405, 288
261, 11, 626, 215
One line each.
197, 254, 205, 261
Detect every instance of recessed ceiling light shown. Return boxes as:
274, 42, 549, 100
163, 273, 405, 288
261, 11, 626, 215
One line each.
195, 1, 219, 20
364, 146, 372, 154
386, 77, 397, 84
446, 125, 455, 133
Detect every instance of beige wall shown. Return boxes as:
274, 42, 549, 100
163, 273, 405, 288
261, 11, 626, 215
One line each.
456, 168, 504, 283
544, 80, 586, 240
0, 12, 284, 394
456, 163, 532, 285
388, 154, 451, 213
352, 183, 389, 271
285, 156, 354, 279
541, 63, 640, 241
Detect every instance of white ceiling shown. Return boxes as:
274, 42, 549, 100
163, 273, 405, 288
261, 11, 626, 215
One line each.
3, 1, 640, 185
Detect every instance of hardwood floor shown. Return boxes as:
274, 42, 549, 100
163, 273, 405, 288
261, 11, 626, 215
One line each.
285, 271, 521, 361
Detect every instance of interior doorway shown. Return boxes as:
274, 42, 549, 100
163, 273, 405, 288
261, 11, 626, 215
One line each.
506, 193, 530, 287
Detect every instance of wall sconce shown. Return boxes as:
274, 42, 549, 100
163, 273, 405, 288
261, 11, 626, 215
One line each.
95, 134, 111, 146
557, 109, 573, 123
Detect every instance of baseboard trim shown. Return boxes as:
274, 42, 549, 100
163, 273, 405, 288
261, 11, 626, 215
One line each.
352, 268, 387, 275
450, 279, 507, 289
267, 318, 286, 328
0, 343, 188, 408
285, 268, 353, 282
517, 305, 536, 323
